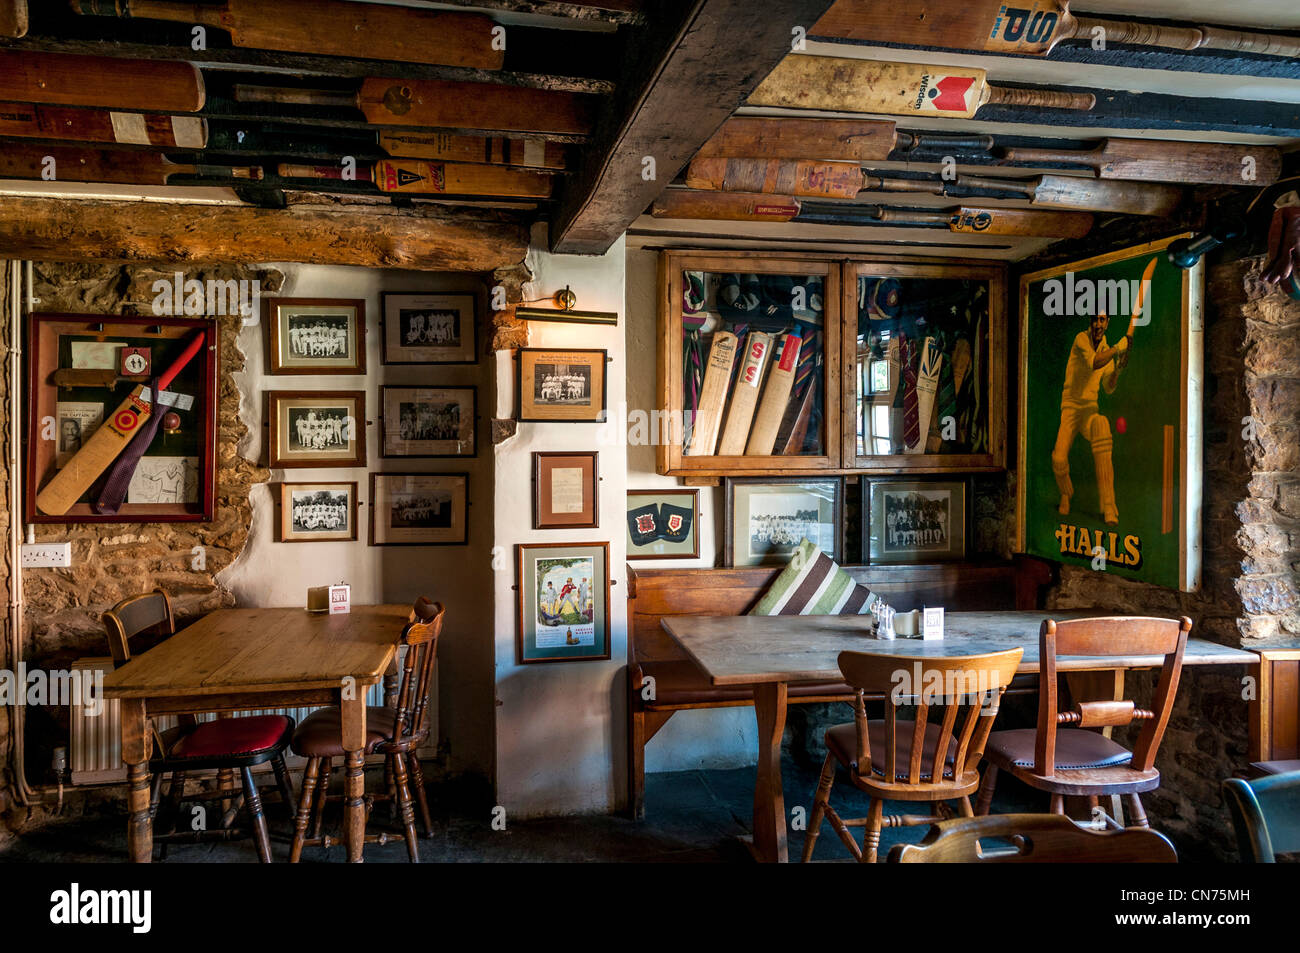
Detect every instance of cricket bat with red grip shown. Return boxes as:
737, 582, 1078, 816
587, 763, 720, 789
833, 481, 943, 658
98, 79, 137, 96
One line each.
36, 332, 205, 516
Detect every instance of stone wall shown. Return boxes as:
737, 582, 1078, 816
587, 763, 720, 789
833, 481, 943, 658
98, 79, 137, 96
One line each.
1, 262, 13, 833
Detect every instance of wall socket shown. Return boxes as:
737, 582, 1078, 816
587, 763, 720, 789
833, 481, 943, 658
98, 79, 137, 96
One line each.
21, 542, 72, 568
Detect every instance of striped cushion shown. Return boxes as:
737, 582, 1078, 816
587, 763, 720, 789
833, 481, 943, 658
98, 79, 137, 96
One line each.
749, 538, 879, 617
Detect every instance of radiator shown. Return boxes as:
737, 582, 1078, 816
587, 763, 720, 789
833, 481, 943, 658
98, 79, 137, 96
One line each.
70, 654, 436, 785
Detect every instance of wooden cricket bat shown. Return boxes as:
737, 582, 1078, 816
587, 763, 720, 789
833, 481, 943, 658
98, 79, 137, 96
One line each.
70, 0, 503, 69
277, 160, 552, 199
694, 117, 994, 162
1, 0, 27, 37
1001, 139, 1282, 186
0, 101, 207, 149
0, 145, 261, 186
651, 190, 1094, 238
909, 337, 942, 454
746, 331, 802, 455
235, 81, 594, 136
0, 51, 204, 113
686, 331, 738, 457
36, 332, 205, 516
777, 370, 819, 455
749, 55, 1096, 119
718, 332, 772, 455
860, 171, 1183, 217
380, 132, 566, 171
812, 0, 1300, 60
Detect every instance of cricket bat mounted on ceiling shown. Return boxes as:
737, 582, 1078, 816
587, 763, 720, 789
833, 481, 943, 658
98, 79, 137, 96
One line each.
0, 145, 261, 186
693, 117, 994, 162
749, 55, 1095, 119
0, 101, 207, 149
999, 139, 1283, 186
380, 132, 566, 171
35, 332, 206, 517
0, 50, 205, 113
811, 0, 1300, 59
69, 0, 504, 70
234, 81, 594, 137
277, 160, 552, 199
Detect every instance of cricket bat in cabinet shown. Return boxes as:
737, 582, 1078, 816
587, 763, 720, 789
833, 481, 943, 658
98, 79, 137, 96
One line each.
749, 55, 1095, 119
746, 332, 802, 455
717, 332, 772, 455
379, 132, 566, 171
36, 333, 205, 516
686, 331, 738, 457
907, 338, 942, 455
276, 160, 551, 199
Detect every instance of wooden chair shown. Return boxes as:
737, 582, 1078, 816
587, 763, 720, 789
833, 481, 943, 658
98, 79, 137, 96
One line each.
888, 812, 1177, 862
976, 616, 1191, 829
289, 597, 444, 863
1222, 770, 1300, 862
802, 647, 1024, 863
102, 589, 296, 863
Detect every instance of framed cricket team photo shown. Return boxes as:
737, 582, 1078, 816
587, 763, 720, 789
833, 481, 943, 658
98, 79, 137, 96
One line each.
862, 477, 969, 564
265, 297, 365, 375
1017, 235, 1203, 592
626, 488, 700, 560
516, 347, 607, 423
369, 472, 468, 546
515, 542, 611, 664
266, 390, 366, 469
379, 385, 476, 458
723, 476, 843, 567
276, 482, 358, 543
380, 292, 477, 364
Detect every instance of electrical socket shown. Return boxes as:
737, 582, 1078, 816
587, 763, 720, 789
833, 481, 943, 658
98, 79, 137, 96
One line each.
21, 542, 72, 568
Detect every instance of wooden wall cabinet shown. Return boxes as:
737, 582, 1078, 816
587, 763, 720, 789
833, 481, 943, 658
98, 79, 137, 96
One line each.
657, 251, 1006, 477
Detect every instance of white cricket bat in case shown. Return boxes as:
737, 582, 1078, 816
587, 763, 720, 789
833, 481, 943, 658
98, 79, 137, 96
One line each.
718, 332, 771, 455
746, 331, 801, 455
686, 330, 738, 456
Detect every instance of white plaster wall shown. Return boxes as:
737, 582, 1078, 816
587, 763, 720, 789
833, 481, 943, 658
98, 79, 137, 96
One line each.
492, 228, 630, 817
218, 263, 496, 779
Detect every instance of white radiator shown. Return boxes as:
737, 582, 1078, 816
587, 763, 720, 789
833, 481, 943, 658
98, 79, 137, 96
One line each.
70, 654, 436, 785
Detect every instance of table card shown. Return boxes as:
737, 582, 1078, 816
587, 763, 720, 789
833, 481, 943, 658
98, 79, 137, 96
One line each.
923, 607, 944, 641
329, 584, 351, 615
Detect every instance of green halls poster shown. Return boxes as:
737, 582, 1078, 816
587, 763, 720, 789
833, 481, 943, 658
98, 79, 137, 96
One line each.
1017, 236, 1202, 592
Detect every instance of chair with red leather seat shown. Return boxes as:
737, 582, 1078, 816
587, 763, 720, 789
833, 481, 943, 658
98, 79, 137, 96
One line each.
289, 597, 444, 863
801, 647, 1024, 863
102, 589, 296, 863
976, 616, 1190, 829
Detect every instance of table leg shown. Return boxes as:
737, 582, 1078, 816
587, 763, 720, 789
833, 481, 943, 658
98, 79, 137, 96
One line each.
751, 681, 789, 864
121, 699, 153, 863
339, 691, 368, 863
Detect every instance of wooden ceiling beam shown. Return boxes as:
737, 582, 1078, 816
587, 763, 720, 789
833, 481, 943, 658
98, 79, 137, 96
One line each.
549, 0, 840, 255
408, 0, 645, 26
0, 195, 530, 272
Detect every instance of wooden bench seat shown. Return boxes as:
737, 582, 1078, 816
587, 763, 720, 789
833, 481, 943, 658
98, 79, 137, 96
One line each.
625, 558, 1053, 818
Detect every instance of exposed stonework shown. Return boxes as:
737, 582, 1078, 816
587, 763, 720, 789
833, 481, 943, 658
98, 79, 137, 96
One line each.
0, 261, 13, 834
489, 261, 533, 351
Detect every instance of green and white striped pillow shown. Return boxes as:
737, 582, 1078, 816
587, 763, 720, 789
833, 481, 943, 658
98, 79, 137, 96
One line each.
750, 538, 880, 617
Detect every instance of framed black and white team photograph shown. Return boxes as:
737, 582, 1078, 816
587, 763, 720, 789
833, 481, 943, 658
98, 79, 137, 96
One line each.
516, 348, 607, 423
381, 292, 477, 364
862, 477, 969, 564
266, 390, 366, 469
723, 476, 843, 567
380, 386, 476, 458
277, 482, 357, 543
369, 472, 468, 546
265, 297, 365, 375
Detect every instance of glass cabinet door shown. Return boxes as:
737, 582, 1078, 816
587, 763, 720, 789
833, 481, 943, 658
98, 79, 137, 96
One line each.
845, 263, 1005, 471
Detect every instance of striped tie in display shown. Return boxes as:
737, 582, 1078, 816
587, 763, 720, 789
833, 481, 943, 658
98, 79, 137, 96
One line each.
900, 335, 919, 450
936, 347, 956, 445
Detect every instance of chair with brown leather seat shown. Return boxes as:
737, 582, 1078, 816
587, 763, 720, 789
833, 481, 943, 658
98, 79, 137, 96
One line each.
801, 647, 1024, 863
103, 589, 296, 863
289, 597, 444, 863
976, 616, 1191, 829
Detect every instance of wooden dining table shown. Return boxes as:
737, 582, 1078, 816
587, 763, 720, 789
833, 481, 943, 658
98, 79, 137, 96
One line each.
101, 603, 409, 863
661, 610, 1259, 863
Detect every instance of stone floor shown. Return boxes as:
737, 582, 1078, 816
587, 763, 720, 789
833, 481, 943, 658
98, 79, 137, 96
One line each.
0, 756, 1048, 863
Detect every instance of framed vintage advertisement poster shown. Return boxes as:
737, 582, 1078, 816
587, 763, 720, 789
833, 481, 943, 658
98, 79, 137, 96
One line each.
369, 472, 468, 546
723, 476, 843, 567
516, 348, 607, 423
277, 482, 358, 543
515, 542, 611, 663
265, 298, 365, 375
1017, 235, 1203, 592
381, 292, 477, 364
862, 477, 969, 564
379, 385, 475, 458
626, 488, 700, 560
532, 451, 598, 529
266, 390, 366, 468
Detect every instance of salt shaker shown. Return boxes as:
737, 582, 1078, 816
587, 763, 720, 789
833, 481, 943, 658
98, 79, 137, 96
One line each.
874, 602, 896, 640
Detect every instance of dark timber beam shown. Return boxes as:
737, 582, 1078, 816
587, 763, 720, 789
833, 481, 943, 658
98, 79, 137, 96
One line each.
549, 0, 839, 255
